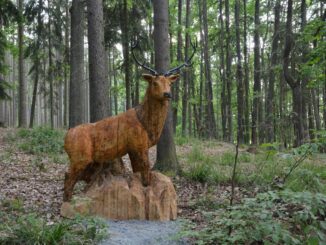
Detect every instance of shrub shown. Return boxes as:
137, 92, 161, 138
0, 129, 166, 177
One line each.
12, 127, 65, 155
0, 214, 108, 245
181, 190, 326, 244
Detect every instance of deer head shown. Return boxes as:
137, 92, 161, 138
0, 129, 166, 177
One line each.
142, 74, 179, 101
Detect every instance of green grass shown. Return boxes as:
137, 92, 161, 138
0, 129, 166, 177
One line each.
0, 209, 108, 245
179, 140, 326, 193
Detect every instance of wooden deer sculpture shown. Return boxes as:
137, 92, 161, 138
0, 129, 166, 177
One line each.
63, 40, 196, 202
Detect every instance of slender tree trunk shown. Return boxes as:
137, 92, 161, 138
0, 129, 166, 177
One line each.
18, 0, 28, 127
266, 0, 280, 142
69, 0, 85, 128
182, 0, 191, 136
154, 0, 179, 173
219, 0, 227, 141
283, 0, 304, 147
225, 0, 232, 142
64, 0, 70, 127
172, 0, 182, 133
251, 0, 261, 145
48, 2, 54, 129
235, 0, 245, 144
243, 0, 250, 144
202, 0, 217, 138
120, 0, 131, 110
87, 0, 109, 122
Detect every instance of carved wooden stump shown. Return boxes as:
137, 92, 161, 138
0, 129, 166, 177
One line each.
61, 171, 177, 221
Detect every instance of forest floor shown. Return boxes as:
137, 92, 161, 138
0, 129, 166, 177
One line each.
0, 127, 246, 224
0, 127, 325, 244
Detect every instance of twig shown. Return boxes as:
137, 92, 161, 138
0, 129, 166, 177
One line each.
228, 141, 239, 236
282, 144, 312, 183
230, 142, 239, 206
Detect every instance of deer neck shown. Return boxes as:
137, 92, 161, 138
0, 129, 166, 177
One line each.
135, 91, 169, 145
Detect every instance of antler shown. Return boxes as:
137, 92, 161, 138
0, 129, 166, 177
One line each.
131, 41, 158, 76
164, 38, 197, 76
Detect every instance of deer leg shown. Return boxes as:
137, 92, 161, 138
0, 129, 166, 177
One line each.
63, 164, 88, 202
129, 151, 151, 186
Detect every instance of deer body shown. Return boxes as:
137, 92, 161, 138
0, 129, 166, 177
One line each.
63, 75, 178, 201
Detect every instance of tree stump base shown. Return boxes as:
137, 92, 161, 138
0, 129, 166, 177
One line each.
61, 171, 177, 221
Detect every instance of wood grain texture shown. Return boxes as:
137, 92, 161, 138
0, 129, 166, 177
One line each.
63, 74, 179, 201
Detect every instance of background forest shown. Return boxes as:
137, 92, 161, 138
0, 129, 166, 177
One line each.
0, 0, 326, 244
0, 0, 325, 148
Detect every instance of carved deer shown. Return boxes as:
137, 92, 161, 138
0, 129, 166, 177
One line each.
63, 40, 196, 202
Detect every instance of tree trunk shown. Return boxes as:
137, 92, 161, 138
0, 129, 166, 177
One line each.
172, 0, 182, 133
69, 0, 85, 128
120, 0, 131, 110
251, 0, 261, 145
181, 0, 190, 137
265, 0, 280, 142
48, 1, 54, 129
202, 0, 217, 139
243, 0, 250, 144
225, 0, 232, 142
235, 0, 244, 144
87, 0, 109, 122
219, 0, 227, 141
64, 0, 70, 127
283, 0, 304, 147
153, 0, 179, 173
18, 0, 28, 128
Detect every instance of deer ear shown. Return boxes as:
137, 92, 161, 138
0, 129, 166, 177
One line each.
168, 74, 180, 83
142, 74, 154, 83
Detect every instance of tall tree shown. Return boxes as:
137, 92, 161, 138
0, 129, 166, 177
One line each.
154, 0, 179, 173
181, 0, 190, 136
251, 0, 261, 145
120, 0, 131, 110
235, 0, 244, 143
219, 0, 227, 141
202, 0, 217, 138
172, 0, 182, 132
69, 0, 86, 128
225, 0, 232, 142
283, 0, 305, 147
243, 0, 250, 144
265, 0, 281, 142
18, 0, 27, 127
87, 0, 109, 122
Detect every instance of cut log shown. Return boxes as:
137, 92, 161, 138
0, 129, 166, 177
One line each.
61, 171, 177, 221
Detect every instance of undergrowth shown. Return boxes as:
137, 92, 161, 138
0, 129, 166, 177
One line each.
0, 210, 107, 245
6, 127, 65, 155
181, 190, 326, 244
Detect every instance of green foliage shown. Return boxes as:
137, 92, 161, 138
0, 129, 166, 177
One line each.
181, 190, 326, 244
0, 213, 108, 245
11, 127, 65, 155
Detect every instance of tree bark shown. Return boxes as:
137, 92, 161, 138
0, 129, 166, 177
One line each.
235, 0, 244, 144
87, 0, 109, 122
202, 0, 217, 139
48, 1, 54, 129
18, 0, 28, 127
251, 0, 261, 145
219, 0, 227, 141
64, 0, 70, 127
243, 0, 250, 144
153, 0, 179, 173
266, 0, 280, 142
225, 0, 232, 142
172, 0, 182, 133
283, 0, 304, 147
69, 0, 85, 128
120, 0, 131, 110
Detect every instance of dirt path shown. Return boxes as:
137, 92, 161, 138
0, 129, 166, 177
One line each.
101, 220, 188, 245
